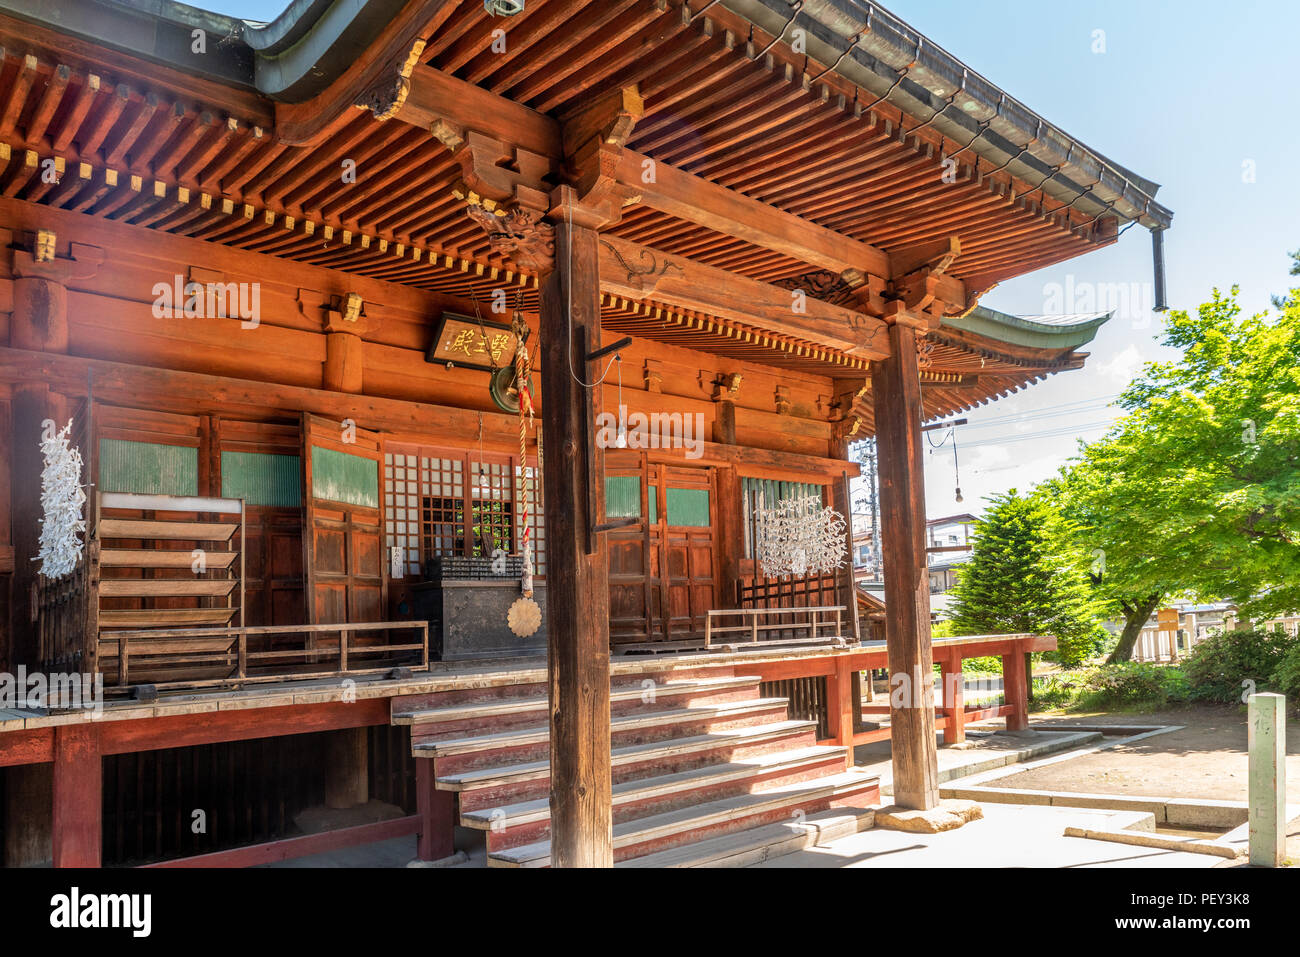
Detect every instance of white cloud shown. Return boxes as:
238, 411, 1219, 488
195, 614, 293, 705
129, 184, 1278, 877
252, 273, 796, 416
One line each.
1094, 343, 1144, 384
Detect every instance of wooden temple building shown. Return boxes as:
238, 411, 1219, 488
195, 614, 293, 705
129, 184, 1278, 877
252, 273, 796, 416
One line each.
0, 0, 1171, 868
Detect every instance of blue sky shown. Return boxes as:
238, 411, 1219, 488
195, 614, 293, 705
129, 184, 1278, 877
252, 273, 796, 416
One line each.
881, 0, 1300, 516
196, 1, 1299, 515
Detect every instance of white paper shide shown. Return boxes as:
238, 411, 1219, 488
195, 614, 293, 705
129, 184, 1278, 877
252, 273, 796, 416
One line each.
36, 417, 86, 579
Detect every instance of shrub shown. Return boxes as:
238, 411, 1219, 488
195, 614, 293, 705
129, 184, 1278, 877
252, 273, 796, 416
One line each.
1075, 661, 1190, 711
962, 655, 1002, 675
1271, 642, 1300, 702
1032, 669, 1086, 708
1182, 627, 1297, 704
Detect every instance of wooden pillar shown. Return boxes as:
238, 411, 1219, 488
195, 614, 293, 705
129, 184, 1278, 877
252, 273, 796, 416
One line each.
1001, 650, 1029, 732
540, 218, 613, 868
324, 726, 369, 809
940, 653, 965, 744
826, 656, 856, 766
52, 723, 101, 867
870, 320, 939, 810
10, 272, 71, 671
415, 758, 456, 862
323, 332, 365, 393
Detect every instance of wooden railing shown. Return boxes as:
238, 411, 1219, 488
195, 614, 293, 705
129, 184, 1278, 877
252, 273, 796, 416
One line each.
704, 605, 846, 649
98, 620, 429, 690
36, 541, 100, 675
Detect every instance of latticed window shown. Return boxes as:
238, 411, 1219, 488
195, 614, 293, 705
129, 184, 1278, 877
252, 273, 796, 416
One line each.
469, 461, 513, 557
515, 464, 546, 577
421, 456, 465, 563
383, 445, 545, 578
384, 452, 421, 576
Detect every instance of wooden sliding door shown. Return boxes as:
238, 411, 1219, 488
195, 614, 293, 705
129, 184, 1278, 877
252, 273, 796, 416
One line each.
301, 414, 385, 625
605, 455, 719, 649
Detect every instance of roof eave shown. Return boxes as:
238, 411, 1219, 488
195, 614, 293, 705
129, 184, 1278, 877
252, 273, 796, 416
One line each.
719, 0, 1173, 233
941, 305, 1112, 351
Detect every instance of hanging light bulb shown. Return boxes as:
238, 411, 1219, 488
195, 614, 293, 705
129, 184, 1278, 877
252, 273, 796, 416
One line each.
954, 487, 964, 503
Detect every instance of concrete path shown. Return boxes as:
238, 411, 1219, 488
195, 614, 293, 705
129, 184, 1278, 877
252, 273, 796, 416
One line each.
747, 803, 1224, 869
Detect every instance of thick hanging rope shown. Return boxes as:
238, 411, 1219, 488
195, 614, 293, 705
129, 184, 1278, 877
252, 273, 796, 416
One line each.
513, 306, 535, 597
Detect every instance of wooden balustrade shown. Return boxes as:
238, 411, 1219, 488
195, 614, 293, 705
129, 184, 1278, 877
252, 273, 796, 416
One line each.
99, 620, 429, 690
704, 604, 846, 649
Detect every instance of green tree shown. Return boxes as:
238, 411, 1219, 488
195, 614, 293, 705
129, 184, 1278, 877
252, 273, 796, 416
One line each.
1049, 275, 1300, 661
948, 489, 1103, 666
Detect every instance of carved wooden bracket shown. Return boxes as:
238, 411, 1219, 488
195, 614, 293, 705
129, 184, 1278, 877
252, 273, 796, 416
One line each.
712, 372, 743, 401
297, 288, 381, 336
916, 335, 937, 369
455, 189, 556, 275
12, 231, 103, 282
774, 385, 791, 416
644, 358, 664, 393
556, 86, 645, 229
887, 236, 961, 320
356, 39, 427, 122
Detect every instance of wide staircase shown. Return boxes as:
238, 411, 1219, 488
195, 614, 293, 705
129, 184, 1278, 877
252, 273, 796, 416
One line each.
392, 662, 879, 867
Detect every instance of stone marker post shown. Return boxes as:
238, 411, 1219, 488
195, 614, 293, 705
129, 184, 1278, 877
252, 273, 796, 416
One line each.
1247, 693, 1286, 867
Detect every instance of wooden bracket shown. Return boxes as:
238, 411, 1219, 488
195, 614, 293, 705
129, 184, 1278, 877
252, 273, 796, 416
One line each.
12, 233, 103, 281
355, 38, 426, 122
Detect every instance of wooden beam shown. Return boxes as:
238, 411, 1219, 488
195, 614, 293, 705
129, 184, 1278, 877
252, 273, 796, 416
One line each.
598, 234, 890, 358
871, 321, 940, 811
400, 66, 967, 308
0, 346, 521, 447
402, 64, 560, 157
540, 218, 613, 868
615, 148, 888, 280
562, 86, 645, 154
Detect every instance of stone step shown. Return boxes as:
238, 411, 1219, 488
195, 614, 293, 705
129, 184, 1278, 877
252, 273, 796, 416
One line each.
465, 745, 847, 834
619, 806, 876, 868
411, 697, 794, 760
436, 719, 819, 792
488, 769, 880, 867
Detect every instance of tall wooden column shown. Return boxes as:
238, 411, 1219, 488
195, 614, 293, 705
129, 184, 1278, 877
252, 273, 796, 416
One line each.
540, 218, 613, 867
871, 320, 940, 810
10, 273, 70, 669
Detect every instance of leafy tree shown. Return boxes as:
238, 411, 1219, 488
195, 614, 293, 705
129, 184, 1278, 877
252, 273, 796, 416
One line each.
948, 489, 1103, 666
1049, 274, 1300, 661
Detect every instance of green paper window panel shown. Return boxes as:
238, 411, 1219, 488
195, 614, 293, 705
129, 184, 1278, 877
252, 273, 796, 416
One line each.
648, 485, 657, 524
222, 451, 301, 507
311, 446, 379, 508
605, 476, 642, 519
666, 487, 710, 527
99, 439, 197, 496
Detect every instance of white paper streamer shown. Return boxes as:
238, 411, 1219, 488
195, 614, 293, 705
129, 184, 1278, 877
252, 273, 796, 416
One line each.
754, 494, 847, 579
36, 418, 86, 579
